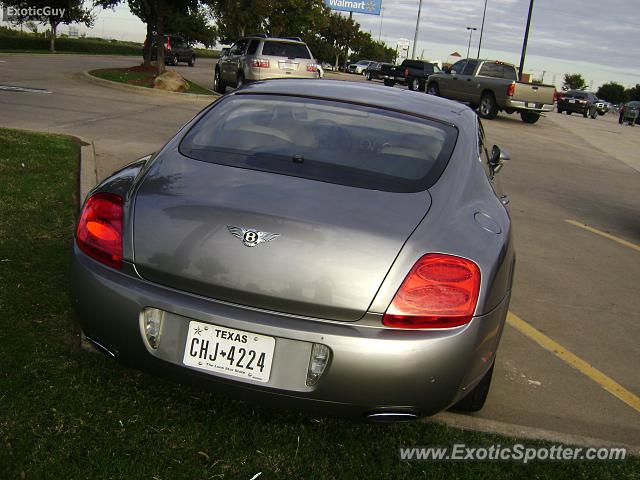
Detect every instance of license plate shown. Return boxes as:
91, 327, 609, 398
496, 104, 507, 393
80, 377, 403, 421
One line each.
569, 99, 576, 103
183, 321, 275, 383
280, 62, 296, 70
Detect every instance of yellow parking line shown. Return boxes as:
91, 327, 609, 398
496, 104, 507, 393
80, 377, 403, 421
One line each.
565, 219, 640, 252
507, 312, 640, 414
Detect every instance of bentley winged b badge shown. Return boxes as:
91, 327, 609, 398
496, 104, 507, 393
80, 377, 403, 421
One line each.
227, 225, 280, 247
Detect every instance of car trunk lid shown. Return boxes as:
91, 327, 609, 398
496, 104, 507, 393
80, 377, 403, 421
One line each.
132, 154, 431, 321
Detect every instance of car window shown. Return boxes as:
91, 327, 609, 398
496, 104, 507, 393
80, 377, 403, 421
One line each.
261, 41, 310, 59
230, 39, 248, 55
479, 62, 502, 78
502, 65, 518, 80
451, 60, 467, 74
433, 65, 442, 73
180, 95, 458, 193
247, 39, 259, 55
462, 60, 477, 76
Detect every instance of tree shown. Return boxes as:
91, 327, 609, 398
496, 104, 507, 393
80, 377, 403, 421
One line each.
97, 0, 203, 74
562, 73, 587, 91
596, 82, 628, 104
209, 0, 268, 43
5, 0, 93, 51
626, 84, 640, 102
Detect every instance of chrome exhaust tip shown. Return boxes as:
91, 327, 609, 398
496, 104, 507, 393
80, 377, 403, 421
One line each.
366, 412, 419, 423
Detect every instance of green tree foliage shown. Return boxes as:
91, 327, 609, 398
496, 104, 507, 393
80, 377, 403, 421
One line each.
596, 82, 628, 104
626, 84, 640, 102
209, 0, 395, 66
562, 73, 587, 91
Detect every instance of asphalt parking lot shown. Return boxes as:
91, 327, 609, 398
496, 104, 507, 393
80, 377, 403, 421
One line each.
1, 53, 638, 449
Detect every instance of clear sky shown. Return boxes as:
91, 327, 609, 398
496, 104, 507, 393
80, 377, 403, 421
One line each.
3, 0, 638, 90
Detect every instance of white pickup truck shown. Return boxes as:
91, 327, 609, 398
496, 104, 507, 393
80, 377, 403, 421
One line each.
426, 59, 556, 124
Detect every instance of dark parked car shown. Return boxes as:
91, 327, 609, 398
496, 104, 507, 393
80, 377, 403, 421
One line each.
557, 90, 598, 118
384, 59, 441, 91
364, 62, 393, 81
73, 80, 514, 420
143, 34, 195, 67
619, 101, 640, 125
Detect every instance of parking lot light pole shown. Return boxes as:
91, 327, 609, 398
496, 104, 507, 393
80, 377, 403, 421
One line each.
477, 0, 488, 58
518, 0, 535, 80
466, 27, 477, 59
411, 0, 424, 59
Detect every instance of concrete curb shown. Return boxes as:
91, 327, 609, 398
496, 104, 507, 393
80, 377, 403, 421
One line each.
81, 70, 219, 101
430, 412, 640, 456
77, 136, 97, 203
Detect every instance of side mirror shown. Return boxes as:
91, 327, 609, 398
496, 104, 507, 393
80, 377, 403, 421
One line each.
489, 145, 510, 176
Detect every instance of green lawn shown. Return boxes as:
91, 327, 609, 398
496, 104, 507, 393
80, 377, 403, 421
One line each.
0, 128, 636, 479
89, 66, 214, 95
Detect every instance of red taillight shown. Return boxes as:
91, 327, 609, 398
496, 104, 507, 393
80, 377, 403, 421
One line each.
251, 58, 270, 68
76, 193, 123, 269
506, 83, 515, 97
165, 36, 171, 50
306, 63, 318, 72
382, 254, 481, 329
404, 68, 409, 76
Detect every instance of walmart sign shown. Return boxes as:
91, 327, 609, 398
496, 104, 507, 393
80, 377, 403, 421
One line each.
324, 0, 382, 16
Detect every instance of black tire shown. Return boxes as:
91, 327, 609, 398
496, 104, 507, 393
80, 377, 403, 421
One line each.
188, 55, 195, 67
583, 108, 588, 118
213, 68, 226, 94
384, 79, 395, 87
171, 54, 179, 66
366, 71, 372, 81
566, 111, 572, 115
426, 83, 439, 96
451, 364, 494, 412
409, 78, 419, 91
478, 93, 498, 119
236, 72, 245, 89
557, 108, 563, 114
591, 109, 597, 119
520, 111, 540, 124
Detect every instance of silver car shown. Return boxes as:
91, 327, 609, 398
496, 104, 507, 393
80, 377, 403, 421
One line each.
73, 80, 514, 421
214, 35, 318, 94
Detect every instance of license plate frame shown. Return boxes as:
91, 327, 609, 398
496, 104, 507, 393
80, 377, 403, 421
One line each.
183, 320, 275, 383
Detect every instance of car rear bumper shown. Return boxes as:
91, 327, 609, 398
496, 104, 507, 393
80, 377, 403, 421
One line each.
506, 100, 554, 112
72, 245, 509, 418
247, 69, 318, 81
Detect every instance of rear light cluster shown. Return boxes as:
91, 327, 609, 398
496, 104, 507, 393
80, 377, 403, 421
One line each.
76, 193, 123, 269
553, 90, 558, 103
506, 83, 515, 97
383, 254, 481, 329
306, 63, 319, 73
251, 58, 270, 68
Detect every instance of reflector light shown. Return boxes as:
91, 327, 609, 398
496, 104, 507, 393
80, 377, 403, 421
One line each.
76, 193, 123, 269
251, 59, 270, 68
506, 83, 515, 97
306, 63, 319, 72
383, 254, 481, 329
306, 344, 330, 386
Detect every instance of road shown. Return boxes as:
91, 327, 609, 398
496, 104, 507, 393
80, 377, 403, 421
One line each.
1, 53, 639, 448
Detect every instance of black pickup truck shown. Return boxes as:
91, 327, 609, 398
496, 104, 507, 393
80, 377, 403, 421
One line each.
382, 59, 442, 91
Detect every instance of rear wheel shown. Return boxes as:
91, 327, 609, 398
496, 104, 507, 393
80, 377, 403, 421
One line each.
236, 72, 245, 89
478, 93, 498, 119
557, 108, 563, 114
171, 54, 179, 66
520, 111, 541, 124
384, 79, 395, 87
426, 83, 439, 96
583, 107, 589, 118
451, 364, 494, 412
409, 78, 419, 91
566, 111, 572, 115
591, 109, 598, 119
366, 71, 372, 81
213, 68, 226, 94
188, 55, 195, 67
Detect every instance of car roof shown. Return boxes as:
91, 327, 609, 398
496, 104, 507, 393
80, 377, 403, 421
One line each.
244, 36, 306, 44
234, 79, 470, 125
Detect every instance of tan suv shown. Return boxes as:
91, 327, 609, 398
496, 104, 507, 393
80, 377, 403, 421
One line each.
214, 35, 319, 94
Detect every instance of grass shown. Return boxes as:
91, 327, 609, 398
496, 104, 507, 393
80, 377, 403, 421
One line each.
89, 66, 214, 95
0, 127, 637, 479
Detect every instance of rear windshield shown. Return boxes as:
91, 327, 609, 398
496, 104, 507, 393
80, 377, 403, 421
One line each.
179, 95, 458, 193
261, 41, 310, 59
